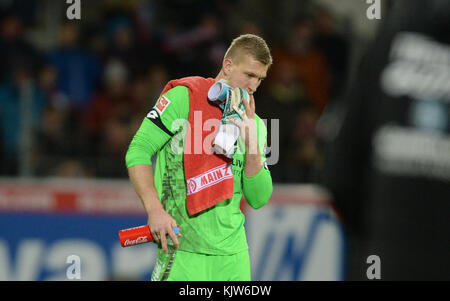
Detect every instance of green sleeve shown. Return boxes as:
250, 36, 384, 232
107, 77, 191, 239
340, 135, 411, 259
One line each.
242, 115, 273, 209
125, 86, 189, 168
125, 118, 171, 168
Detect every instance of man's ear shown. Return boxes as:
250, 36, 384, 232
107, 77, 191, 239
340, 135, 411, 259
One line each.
222, 58, 233, 76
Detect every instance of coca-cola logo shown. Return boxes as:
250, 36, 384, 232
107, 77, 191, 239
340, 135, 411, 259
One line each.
124, 236, 148, 246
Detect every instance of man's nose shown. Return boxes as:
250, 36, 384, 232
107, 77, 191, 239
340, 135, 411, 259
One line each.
247, 79, 260, 95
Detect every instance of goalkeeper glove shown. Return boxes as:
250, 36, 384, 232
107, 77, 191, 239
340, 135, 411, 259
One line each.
208, 80, 249, 158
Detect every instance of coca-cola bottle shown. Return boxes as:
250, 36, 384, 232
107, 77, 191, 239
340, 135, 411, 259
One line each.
119, 225, 180, 247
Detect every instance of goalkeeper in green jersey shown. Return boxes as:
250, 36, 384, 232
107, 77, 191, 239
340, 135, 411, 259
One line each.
125, 34, 273, 281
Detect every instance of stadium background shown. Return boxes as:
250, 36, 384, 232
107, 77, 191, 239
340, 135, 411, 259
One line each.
0, 0, 388, 280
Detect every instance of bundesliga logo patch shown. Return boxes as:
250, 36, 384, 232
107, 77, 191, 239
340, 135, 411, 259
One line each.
155, 96, 171, 115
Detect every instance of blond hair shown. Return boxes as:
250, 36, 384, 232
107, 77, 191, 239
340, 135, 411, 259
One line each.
224, 34, 273, 67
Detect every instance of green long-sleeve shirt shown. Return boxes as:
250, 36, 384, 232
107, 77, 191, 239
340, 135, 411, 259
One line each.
125, 85, 272, 255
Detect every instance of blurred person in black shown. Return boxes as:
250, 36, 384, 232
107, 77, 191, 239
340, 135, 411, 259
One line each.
322, 0, 450, 280
0, 12, 40, 82
313, 7, 350, 101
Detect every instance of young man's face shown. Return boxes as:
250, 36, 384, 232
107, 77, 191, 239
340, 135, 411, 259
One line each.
224, 54, 268, 95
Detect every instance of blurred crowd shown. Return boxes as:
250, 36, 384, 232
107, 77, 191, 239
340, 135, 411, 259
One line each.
0, 0, 352, 182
